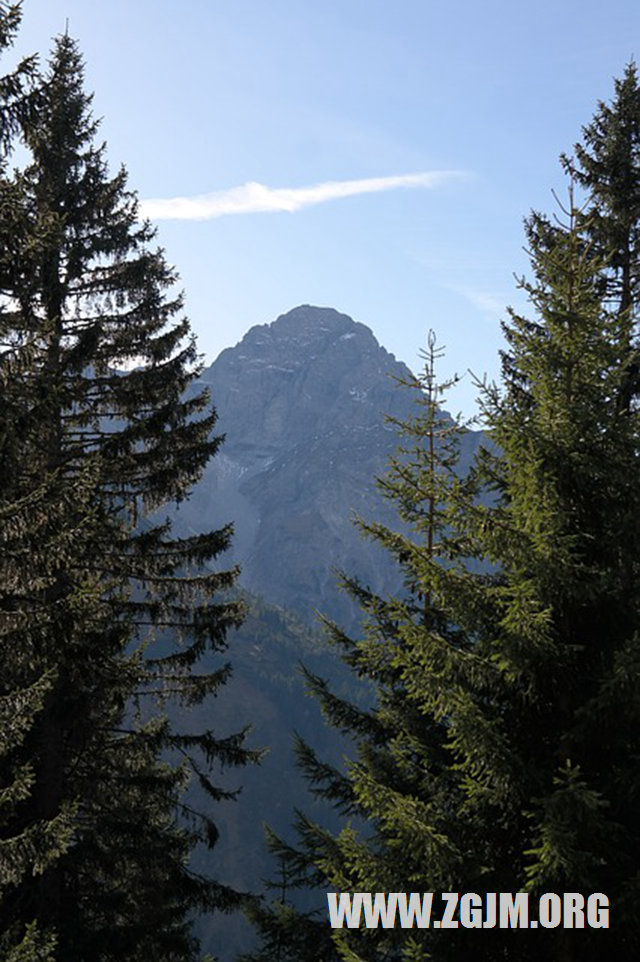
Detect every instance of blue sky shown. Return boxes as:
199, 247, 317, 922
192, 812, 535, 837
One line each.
14, 0, 640, 417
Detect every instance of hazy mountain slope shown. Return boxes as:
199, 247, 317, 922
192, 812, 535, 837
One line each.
188, 596, 356, 960
176, 304, 482, 630
167, 305, 485, 958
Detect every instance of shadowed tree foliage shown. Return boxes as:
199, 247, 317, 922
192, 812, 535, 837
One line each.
0, 1, 38, 149
0, 8, 67, 958
0, 20, 256, 961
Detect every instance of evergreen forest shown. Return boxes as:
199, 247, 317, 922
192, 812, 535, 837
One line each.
1, 4, 640, 961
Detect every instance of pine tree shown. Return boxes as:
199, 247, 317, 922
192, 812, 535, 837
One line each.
0, 27, 256, 961
247, 175, 640, 961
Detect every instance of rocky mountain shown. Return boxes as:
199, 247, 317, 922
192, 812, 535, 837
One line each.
168, 305, 485, 959
176, 304, 481, 631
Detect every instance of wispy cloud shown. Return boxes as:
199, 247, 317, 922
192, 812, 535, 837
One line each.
139, 171, 467, 221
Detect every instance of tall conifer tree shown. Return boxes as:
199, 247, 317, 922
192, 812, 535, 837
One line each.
247, 80, 640, 962
0, 25, 255, 961
0, 6, 70, 958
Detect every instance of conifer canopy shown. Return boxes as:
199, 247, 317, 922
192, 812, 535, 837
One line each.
0, 13, 255, 960
246, 69, 640, 962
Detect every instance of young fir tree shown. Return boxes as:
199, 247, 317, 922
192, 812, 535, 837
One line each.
242, 337, 493, 962
245, 188, 640, 961
0, 29, 256, 961
237, 840, 341, 962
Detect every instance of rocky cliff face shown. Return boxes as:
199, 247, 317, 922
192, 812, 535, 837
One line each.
178, 304, 474, 630
171, 305, 484, 959
180, 306, 410, 618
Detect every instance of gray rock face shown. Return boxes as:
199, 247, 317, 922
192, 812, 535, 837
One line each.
179, 305, 427, 628
171, 305, 484, 959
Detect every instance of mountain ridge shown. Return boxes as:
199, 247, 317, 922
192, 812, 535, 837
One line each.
171, 304, 484, 958
178, 304, 471, 628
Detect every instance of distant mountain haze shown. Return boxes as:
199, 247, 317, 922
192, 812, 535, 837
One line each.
177, 304, 482, 630
167, 306, 484, 959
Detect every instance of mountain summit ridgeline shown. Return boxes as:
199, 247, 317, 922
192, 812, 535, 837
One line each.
182, 304, 447, 628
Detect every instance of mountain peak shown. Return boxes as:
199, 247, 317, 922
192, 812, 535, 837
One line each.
269, 304, 365, 337
225, 304, 391, 360
182, 305, 482, 627
205, 306, 410, 438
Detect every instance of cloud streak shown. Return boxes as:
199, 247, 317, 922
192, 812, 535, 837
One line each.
139, 171, 466, 221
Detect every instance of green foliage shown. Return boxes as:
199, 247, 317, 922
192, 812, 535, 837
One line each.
0, 13, 256, 961
0, 920, 57, 962
246, 70, 640, 961
238, 830, 342, 962
0, 2, 38, 150
568, 62, 640, 316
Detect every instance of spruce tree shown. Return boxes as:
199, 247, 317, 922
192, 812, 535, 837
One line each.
0, 477, 84, 960
243, 339, 491, 962
476, 192, 640, 958
0, 1, 38, 149
0, 27, 255, 961
0, 7, 71, 957
247, 136, 640, 962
